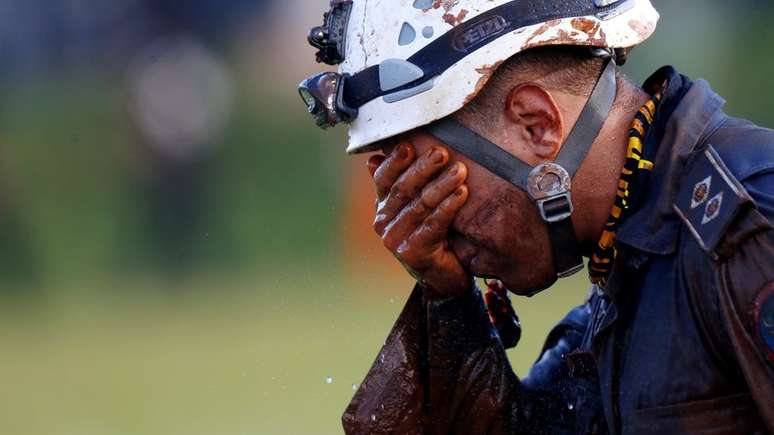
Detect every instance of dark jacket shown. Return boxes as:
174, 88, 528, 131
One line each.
342, 68, 774, 435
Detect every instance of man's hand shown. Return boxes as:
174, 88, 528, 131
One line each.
368, 143, 471, 298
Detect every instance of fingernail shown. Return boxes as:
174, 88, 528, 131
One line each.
398, 144, 410, 160
367, 156, 381, 171
431, 148, 445, 164
456, 186, 466, 196
450, 163, 461, 176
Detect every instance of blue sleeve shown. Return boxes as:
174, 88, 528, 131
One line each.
521, 302, 606, 435
523, 305, 590, 389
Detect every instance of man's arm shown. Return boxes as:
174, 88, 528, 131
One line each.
342, 285, 426, 435
684, 169, 774, 430
716, 204, 774, 431
343, 283, 516, 434
343, 283, 596, 434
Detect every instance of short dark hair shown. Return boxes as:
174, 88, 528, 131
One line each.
458, 46, 611, 124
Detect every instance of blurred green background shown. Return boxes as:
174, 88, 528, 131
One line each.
0, 1, 772, 434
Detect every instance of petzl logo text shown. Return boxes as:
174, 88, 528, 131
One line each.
453, 16, 509, 52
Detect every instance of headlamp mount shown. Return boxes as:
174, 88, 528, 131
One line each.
308, 0, 353, 66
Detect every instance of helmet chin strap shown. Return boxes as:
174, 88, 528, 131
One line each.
424, 57, 617, 296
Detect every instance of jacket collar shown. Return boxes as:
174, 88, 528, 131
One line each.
614, 67, 728, 256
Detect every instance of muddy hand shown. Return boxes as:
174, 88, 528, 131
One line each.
367, 143, 472, 298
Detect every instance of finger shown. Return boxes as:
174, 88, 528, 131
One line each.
367, 155, 385, 177
376, 146, 449, 228
404, 185, 468, 253
373, 143, 415, 200
380, 162, 467, 249
374, 146, 449, 235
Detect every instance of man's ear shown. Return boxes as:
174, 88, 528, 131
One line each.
504, 83, 564, 161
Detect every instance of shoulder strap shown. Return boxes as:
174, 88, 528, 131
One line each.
673, 144, 756, 257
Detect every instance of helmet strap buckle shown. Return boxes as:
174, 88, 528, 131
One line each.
527, 162, 574, 223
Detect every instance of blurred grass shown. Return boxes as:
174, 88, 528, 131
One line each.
0, 70, 343, 283
0, 269, 588, 435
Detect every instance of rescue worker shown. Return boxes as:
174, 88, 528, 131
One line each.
298, 1, 774, 433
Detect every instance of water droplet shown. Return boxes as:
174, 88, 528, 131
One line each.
326, 376, 333, 384
371, 414, 377, 422
352, 383, 359, 391
568, 402, 575, 410
379, 353, 385, 363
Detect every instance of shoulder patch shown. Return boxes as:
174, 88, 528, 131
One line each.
673, 145, 754, 255
755, 283, 774, 364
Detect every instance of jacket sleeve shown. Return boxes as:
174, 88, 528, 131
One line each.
715, 203, 774, 432
341, 284, 427, 435
676, 157, 774, 431
342, 283, 596, 435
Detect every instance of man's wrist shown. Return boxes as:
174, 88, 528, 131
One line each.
418, 276, 475, 301
420, 280, 499, 357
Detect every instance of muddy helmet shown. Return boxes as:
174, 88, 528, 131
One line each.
299, 0, 659, 287
299, 0, 658, 153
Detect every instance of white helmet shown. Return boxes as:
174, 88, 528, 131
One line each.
299, 0, 659, 154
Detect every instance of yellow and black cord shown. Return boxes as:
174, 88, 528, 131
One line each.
588, 86, 665, 288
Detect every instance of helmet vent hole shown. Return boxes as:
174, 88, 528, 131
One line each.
398, 22, 417, 46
